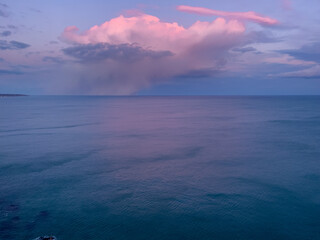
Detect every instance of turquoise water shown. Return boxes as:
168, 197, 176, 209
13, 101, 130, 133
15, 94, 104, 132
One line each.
0, 96, 320, 240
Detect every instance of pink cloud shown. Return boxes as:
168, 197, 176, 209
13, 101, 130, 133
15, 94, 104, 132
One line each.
59, 12, 274, 95
177, 5, 278, 25
61, 14, 245, 53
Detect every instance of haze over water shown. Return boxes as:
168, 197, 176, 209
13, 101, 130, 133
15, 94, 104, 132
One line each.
0, 96, 320, 240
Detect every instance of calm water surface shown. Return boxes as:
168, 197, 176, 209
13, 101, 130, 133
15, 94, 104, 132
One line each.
0, 96, 320, 240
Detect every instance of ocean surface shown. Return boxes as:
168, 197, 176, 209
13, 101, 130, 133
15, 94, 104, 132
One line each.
0, 96, 320, 240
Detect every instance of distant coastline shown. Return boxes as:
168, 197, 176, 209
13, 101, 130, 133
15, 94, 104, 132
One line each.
0, 94, 28, 97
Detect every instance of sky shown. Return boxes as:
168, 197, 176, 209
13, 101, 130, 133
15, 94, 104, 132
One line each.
0, 0, 319, 95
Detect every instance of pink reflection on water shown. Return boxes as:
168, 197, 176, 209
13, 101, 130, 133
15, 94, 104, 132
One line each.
92, 97, 256, 183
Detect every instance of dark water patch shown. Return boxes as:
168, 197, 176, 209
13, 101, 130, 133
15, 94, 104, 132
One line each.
268, 119, 320, 128
307, 115, 320, 120
303, 174, 320, 181
3, 204, 20, 212
111, 193, 134, 203
151, 147, 203, 162
11, 216, 20, 223
0, 122, 100, 134
0, 220, 16, 239
229, 177, 320, 213
25, 220, 36, 231
230, 177, 296, 196
25, 210, 50, 233
36, 211, 49, 221
0, 150, 99, 176
0, 132, 55, 138
260, 139, 317, 152
206, 193, 247, 200
0, 202, 20, 219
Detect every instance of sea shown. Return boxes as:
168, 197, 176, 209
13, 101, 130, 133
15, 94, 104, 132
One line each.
0, 96, 319, 240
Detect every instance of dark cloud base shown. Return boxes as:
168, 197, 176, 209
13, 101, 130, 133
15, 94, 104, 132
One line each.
62, 43, 173, 63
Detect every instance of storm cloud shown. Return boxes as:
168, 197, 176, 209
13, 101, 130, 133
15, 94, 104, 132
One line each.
58, 9, 278, 95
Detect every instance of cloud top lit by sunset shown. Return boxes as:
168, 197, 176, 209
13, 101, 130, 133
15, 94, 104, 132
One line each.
57, 6, 277, 94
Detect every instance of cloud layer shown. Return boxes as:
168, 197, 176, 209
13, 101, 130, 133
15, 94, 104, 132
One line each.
0, 40, 30, 50
275, 42, 320, 78
59, 10, 278, 95
279, 42, 320, 63
177, 5, 278, 25
61, 14, 246, 52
